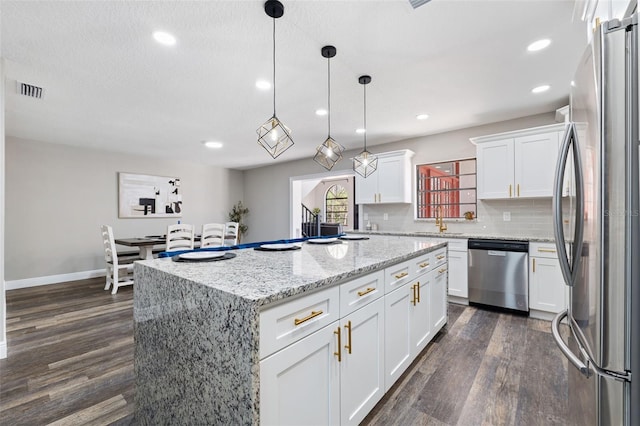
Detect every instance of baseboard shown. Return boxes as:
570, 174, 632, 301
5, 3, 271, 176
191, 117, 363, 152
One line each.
529, 309, 558, 322
5, 269, 106, 290
448, 295, 469, 305
0, 341, 6, 359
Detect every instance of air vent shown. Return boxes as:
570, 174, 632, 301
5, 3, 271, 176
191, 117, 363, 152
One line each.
409, 0, 432, 8
17, 81, 44, 99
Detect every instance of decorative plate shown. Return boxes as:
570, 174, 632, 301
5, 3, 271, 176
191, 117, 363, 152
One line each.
255, 243, 302, 251
339, 235, 370, 241
306, 238, 339, 244
172, 252, 236, 262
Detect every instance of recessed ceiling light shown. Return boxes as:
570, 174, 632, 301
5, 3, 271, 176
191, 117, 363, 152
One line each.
315, 109, 328, 116
256, 80, 271, 90
356, 128, 366, 134
527, 39, 551, 52
203, 141, 223, 149
153, 31, 176, 46
416, 114, 429, 120
531, 85, 550, 94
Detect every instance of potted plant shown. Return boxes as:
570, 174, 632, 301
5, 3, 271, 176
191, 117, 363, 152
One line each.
228, 201, 249, 243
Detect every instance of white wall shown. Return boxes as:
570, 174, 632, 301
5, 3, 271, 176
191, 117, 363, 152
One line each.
243, 112, 558, 242
4, 137, 243, 282
1, 53, 7, 358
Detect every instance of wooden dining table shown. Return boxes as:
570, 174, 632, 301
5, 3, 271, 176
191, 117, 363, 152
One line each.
114, 236, 167, 260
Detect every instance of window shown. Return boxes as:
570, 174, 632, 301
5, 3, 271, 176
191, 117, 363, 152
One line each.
325, 184, 349, 225
416, 159, 477, 219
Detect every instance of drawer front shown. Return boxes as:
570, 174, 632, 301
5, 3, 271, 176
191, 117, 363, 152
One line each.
385, 260, 413, 294
445, 238, 468, 252
529, 242, 558, 259
431, 262, 448, 279
260, 286, 340, 359
410, 252, 433, 277
432, 248, 447, 268
340, 270, 384, 317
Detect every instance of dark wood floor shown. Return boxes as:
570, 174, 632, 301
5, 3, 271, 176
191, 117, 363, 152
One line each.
0, 278, 568, 425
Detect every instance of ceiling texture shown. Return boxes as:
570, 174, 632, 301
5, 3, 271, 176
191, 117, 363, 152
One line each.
1, 0, 587, 170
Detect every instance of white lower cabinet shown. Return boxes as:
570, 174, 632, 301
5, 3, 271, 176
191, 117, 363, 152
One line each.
384, 283, 412, 391
447, 249, 468, 299
260, 251, 448, 425
260, 323, 341, 426
339, 297, 385, 426
430, 265, 448, 333
529, 242, 567, 319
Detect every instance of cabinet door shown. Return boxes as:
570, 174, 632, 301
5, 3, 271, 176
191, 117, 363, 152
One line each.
430, 265, 447, 334
340, 298, 385, 426
447, 250, 468, 298
384, 284, 412, 391
409, 276, 431, 357
355, 171, 378, 204
476, 138, 514, 199
377, 155, 409, 203
260, 323, 340, 426
514, 131, 560, 198
529, 256, 567, 313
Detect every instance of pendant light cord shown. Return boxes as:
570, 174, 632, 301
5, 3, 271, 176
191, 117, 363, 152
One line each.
272, 16, 276, 117
327, 56, 331, 137
363, 83, 367, 151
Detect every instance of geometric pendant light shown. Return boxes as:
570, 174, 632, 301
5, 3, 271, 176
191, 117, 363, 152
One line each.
353, 75, 378, 178
314, 45, 345, 170
257, 0, 294, 159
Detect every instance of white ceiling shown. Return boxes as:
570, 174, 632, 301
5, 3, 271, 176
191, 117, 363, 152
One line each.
1, 0, 587, 170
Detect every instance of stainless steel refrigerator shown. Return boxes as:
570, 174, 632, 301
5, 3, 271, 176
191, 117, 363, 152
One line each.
551, 14, 639, 426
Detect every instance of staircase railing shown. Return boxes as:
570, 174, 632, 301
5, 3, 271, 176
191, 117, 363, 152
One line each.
301, 204, 320, 237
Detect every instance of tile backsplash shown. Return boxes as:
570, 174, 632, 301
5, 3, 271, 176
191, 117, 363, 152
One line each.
362, 198, 557, 238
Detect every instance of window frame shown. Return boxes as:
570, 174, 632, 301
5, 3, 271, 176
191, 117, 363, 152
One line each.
414, 158, 477, 221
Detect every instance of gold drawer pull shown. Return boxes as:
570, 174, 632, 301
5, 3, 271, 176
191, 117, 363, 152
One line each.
334, 327, 341, 362
517, 184, 520, 197
357, 287, 376, 297
419, 262, 429, 268
411, 283, 418, 306
438, 268, 447, 273
294, 310, 323, 326
394, 271, 409, 279
533, 258, 536, 273
509, 184, 512, 197
436, 255, 445, 260
538, 248, 557, 253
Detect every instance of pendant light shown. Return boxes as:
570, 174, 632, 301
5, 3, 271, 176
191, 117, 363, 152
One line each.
314, 45, 344, 170
353, 75, 378, 178
257, 0, 294, 159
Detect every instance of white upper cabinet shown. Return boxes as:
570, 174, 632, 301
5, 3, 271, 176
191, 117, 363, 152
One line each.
472, 124, 566, 200
355, 150, 414, 204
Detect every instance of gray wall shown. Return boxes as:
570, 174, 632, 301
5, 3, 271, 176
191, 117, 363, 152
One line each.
5, 137, 243, 281
243, 112, 558, 242
1, 55, 7, 357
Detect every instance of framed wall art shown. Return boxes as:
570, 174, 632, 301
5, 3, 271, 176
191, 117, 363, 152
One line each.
118, 172, 183, 218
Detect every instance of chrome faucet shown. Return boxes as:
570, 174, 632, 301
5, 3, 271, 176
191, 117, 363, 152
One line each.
435, 206, 448, 233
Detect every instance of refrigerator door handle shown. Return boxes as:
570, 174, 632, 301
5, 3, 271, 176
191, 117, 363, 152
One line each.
551, 310, 592, 377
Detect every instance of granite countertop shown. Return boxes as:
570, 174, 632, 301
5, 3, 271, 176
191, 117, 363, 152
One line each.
135, 234, 445, 308
352, 230, 555, 243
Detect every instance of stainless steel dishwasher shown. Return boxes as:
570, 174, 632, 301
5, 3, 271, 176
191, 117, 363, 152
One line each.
468, 239, 529, 312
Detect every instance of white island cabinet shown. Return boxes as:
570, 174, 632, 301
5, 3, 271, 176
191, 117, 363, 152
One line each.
472, 123, 566, 199
355, 150, 414, 204
134, 235, 446, 425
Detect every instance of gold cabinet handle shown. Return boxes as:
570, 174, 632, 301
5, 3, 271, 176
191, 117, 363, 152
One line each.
294, 310, 323, 326
334, 327, 341, 362
438, 268, 447, 274
533, 258, 536, 273
436, 255, 445, 260
357, 287, 375, 297
394, 271, 409, 279
509, 184, 512, 197
411, 283, 418, 306
517, 183, 520, 197
419, 262, 429, 268
416, 282, 421, 303
538, 248, 557, 253
344, 321, 352, 354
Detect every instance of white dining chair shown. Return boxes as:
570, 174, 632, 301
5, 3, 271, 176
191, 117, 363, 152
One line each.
224, 222, 239, 246
201, 223, 226, 248
101, 225, 134, 295
166, 223, 195, 251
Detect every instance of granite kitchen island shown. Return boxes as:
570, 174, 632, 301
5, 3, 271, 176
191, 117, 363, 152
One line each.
133, 234, 447, 425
